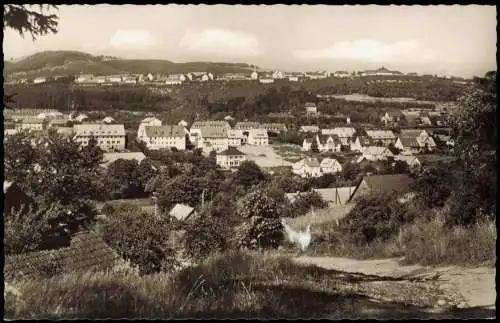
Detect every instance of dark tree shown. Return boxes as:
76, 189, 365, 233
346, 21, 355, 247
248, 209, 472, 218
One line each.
234, 160, 267, 188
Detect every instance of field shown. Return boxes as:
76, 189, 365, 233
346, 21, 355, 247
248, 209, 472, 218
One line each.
286, 205, 354, 230
238, 145, 294, 168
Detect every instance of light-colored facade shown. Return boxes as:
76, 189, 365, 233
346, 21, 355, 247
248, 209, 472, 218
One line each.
320, 158, 343, 174
365, 130, 397, 146
198, 127, 229, 153
16, 118, 47, 131
73, 124, 126, 151
137, 117, 162, 141
216, 147, 247, 169
292, 157, 322, 178
321, 127, 356, 145
247, 129, 269, 146
305, 102, 318, 114
227, 129, 243, 147
141, 125, 186, 151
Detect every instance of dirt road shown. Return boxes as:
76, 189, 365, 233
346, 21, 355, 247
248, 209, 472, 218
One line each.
294, 256, 496, 310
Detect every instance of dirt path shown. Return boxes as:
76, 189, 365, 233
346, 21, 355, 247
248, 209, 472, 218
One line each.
294, 256, 496, 310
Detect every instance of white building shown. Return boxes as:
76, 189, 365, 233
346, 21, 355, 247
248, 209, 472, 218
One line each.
292, 157, 322, 178
16, 117, 47, 132
305, 102, 318, 114
198, 127, 229, 153
140, 125, 186, 151
247, 129, 269, 146
73, 124, 126, 151
302, 134, 341, 152
259, 78, 274, 84
359, 146, 394, 161
320, 158, 343, 174
227, 129, 244, 147
33, 77, 47, 84
216, 146, 247, 169
365, 130, 397, 146
321, 127, 356, 145
137, 117, 162, 141
251, 71, 259, 80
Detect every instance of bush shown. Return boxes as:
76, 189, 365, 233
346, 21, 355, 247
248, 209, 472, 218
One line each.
101, 208, 177, 275
340, 192, 417, 246
287, 191, 328, 218
184, 214, 228, 260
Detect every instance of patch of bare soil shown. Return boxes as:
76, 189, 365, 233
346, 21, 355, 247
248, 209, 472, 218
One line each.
293, 256, 496, 317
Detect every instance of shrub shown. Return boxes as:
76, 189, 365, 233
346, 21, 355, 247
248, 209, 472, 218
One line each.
339, 192, 417, 246
184, 214, 228, 260
101, 208, 177, 275
288, 191, 328, 218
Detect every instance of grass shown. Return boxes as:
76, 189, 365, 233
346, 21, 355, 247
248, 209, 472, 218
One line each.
5, 250, 493, 320
302, 205, 496, 267
96, 198, 153, 212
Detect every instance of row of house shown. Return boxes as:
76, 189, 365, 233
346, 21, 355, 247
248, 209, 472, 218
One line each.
380, 109, 451, 127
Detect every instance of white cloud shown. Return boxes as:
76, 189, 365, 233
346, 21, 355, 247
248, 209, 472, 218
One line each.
293, 39, 435, 63
109, 29, 158, 48
179, 28, 261, 57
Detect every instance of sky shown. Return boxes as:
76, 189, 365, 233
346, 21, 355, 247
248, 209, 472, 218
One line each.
3, 5, 497, 77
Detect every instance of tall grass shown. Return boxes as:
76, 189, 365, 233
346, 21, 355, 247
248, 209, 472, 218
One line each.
399, 208, 496, 266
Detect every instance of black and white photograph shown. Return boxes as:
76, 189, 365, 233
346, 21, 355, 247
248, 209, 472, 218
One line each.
2, 4, 496, 319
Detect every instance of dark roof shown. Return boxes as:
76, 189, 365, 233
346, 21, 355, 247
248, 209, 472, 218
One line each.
363, 174, 414, 194
318, 134, 341, 144
218, 146, 246, 156
399, 137, 420, 148
144, 125, 185, 138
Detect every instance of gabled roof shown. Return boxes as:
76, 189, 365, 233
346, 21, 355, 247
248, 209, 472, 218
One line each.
169, 203, 195, 221
234, 122, 261, 130
398, 137, 420, 148
191, 120, 230, 129
74, 124, 126, 136
320, 158, 341, 168
365, 130, 396, 139
313, 186, 356, 205
218, 146, 246, 156
318, 134, 341, 144
141, 116, 161, 124
200, 126, 227, 138
248, 128, 268, 138
322, 127, 356, 137
363, 146, 393, 156
144, 125, 185, 138
400, 129, 425, 138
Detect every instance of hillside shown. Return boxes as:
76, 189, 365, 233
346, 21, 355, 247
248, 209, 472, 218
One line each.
3, 50, 258, 79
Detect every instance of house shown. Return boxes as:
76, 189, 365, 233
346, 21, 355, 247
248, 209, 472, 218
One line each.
317, 134, 342, 152
292, 157, 322, 178
288, 76, 299, 82
16, 117, 47, 132
272, 70, 284, 79
396, 129, 436, 153
247, 129, 269, 146
106, 75, 123, 83
234, 121, 261, 133
321, 127, 356, 145
227, 129, 244, 147
71, 113, 89, 123
333, 71, 351, 78
4, 181, 35, 215
73, 124, 126, 151
394, 155, 421, 170
137, 117, 162, 140
48, 118, 69, 128
259, 78, 274, 84
299, 125, 320, 133
33, 77, 47, 84
4, 129, 19, 136
164, 74, 186, 85
37, 111, 64, 120
141, 125, 186, 151
348, 174, 414, 203
313, 186, 356, 206
359, 146, 394, 161
190, 120, 231, 145
320, 158, 343, 174
102, 116, 115, 124
305, 102, 318, 114
198, 127, 229, 153
360, 67, 403, 77
434, 134, 455, 150
365, 130, 397, 146
250, 71, 259, 80
261, 123, 287, 134
75, 74, 94, 83
380, 111, 403, 126
350, 135, 375, 152
216, 146, 247, 169
123, 76, 137, 84
169, 203, 197, 221
101, 152, 147, 168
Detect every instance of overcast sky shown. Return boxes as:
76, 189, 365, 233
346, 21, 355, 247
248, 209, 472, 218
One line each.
3, 5, 496, 77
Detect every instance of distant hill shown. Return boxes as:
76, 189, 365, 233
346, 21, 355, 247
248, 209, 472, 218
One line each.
3, 50, 259, 79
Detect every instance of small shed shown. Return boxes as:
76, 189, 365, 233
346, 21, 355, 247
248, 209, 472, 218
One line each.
169, 203, 197, 221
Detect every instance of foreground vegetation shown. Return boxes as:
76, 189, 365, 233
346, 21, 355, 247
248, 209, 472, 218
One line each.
5, 251, 494, 320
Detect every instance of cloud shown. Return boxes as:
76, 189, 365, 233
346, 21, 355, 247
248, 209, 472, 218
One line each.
293, 39, 434, 63
179, 28, 261, 57
109, 29, 158, 48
